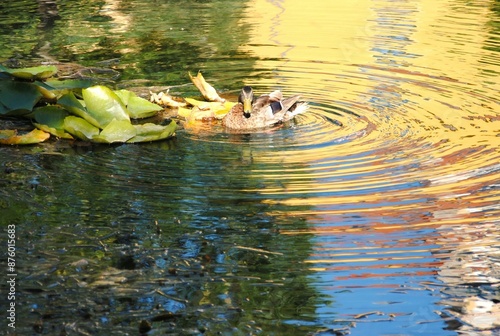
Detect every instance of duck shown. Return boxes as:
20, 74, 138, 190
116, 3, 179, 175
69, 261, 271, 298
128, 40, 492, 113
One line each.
221, 86, 308, 131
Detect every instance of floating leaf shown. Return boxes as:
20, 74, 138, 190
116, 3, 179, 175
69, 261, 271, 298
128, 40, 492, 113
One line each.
82, 85, 130, 128
33, 106, 73, 139
45, 78, 94, 90
0, 130, 17, 139
58, 92, 101, 128
93, 119, 136, 143
127, 120, 177, 143
35, 84, 57, 100
127, 96, 163, 118
34, 123, 72, 139
184, 98, 206, 107
0, 80, 43, 116
183, 98, 234, 120
150, 90, 187, 107
0, 129, 50, 145
178, 107, 193, 119
189, 71, 225, 102
0, 65, 58, 80
113, 89, 132, 106
63, 116, 100, 141
115, 89, 163, 119
0, 102, 8, 115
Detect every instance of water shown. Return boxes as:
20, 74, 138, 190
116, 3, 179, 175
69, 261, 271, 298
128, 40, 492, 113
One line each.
1, 0, 499, 335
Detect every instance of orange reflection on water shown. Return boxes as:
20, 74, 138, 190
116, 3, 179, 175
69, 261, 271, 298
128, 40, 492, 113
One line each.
238, 2, 499, 329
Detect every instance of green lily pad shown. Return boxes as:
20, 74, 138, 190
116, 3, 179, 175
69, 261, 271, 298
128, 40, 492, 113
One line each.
127, 120, 177, 143
0, 102, 8, 115
0, 129, 50, 145
0, 64, 58, 80
33, 106, 73, 139
114, 89, 133, 105
45, 78, 94, 90
82, 85, 130, 128
93, 119, 136, 143
115, 89, 163, 119
128, 96, 163, 119
58, 92, 101, 128
0, 80, 43, 116
63, 116, 100, 141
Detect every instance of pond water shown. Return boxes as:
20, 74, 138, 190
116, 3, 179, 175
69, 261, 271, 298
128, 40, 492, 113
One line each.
1, 0, 499, 335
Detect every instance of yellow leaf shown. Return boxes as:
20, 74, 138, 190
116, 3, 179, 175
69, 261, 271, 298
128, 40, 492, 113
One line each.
0, 130, 17, 139
184, 97, 206, 107
184, 99, 235, 119
0, 129, 50, 145
188, 71, 225, 102
36, 85, 57, 100
178, 107, 193, 118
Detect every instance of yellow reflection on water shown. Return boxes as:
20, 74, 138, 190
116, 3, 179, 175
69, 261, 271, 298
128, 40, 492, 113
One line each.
241, 0, 374, 64
238, 0, 500, 243
240, 0, 499, 100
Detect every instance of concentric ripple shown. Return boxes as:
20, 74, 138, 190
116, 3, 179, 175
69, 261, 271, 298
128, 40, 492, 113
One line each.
227, 1, 500, 333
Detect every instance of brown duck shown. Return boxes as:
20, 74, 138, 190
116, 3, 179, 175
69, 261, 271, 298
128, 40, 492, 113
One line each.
222, 86, 308, 131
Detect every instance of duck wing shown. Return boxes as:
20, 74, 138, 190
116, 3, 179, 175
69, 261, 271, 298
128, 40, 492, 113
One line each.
252, 90, 282, 110
270, 95, 302, 120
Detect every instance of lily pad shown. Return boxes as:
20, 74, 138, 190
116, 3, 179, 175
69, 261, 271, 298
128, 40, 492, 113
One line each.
0, 80, 43, 116
0, 129, 50, 145
63, 116, 100, 141
0, 64, 58, 80
115, 89, 163, 119
93, 119, 136, 143
58, 92, 101, 128
0, 130, 17, 139
82, 85, 130, 128
127, 120, 177, 143
0, 102, 8, 115
33, 106, 73, 139
113, 89, 133, 106
35, 84, 58, 100
45, 78, 94, 90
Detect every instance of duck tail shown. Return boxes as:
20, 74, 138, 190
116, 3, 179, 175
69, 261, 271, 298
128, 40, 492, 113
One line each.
288, 102, 309, 117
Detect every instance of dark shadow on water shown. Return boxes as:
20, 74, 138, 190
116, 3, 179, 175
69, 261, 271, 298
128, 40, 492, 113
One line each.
0, 131, 330, 335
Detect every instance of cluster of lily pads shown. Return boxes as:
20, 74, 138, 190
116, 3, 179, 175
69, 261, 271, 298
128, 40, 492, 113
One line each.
0, 64, 180, 145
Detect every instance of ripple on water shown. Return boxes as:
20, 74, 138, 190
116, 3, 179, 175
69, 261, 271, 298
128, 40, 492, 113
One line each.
27, 53, 497, 331
195, 39, 500, 331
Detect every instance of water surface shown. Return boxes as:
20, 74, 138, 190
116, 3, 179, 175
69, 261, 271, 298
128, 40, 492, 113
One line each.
1, 0, 499, 335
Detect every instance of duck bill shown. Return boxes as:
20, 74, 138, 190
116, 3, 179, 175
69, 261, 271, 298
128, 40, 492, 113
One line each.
243, 98, 252, 118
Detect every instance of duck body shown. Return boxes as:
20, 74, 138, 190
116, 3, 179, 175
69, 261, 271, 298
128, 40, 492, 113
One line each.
222, 86, 308, 131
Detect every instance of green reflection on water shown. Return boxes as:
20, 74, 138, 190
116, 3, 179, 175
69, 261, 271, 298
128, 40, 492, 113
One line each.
0, 0, 257, 87
0, 139, 326, 334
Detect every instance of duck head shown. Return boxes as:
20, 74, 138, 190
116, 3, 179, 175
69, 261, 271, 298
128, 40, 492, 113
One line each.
238, 86, 254, 118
